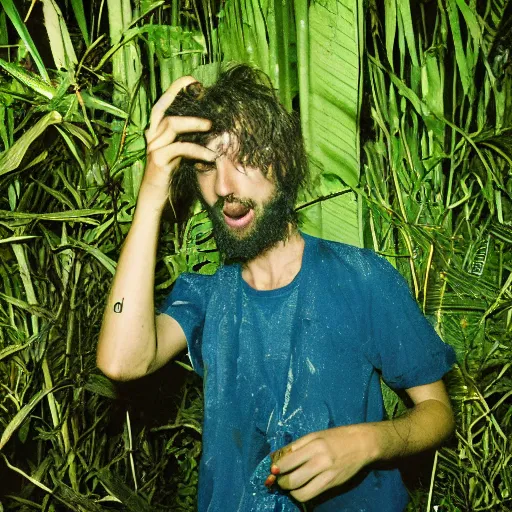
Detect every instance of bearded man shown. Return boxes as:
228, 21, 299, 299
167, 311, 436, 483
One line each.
97, 65, 456, 511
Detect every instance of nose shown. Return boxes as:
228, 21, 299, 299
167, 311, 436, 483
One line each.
214, 157, 238, 199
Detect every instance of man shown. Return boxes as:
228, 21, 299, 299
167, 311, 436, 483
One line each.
97, 65, 456, 511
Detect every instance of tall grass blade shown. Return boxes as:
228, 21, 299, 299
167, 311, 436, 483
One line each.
70, 0, 90, 46
0, 0, 50, 81
0, 385, 69, 450
96, 470, 153, 512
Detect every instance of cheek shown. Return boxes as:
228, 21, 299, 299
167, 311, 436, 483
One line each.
196, 174, 216, 205
254, 180, 277, 203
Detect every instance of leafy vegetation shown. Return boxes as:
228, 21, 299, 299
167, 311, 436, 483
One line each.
0, 0, 511, 510
363, 0, 512, 509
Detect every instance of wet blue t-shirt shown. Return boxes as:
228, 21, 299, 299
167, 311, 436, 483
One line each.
160, 233, 455, 511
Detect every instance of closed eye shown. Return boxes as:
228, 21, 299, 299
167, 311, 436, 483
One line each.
194, 162, 215, 174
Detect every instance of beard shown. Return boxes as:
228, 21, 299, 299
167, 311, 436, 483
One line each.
203, 188, 294, 263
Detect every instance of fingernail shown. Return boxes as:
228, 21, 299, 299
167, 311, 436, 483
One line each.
271, 465, 280, 475
264, 474, 276, 487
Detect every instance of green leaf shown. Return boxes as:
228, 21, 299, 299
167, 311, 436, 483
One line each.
0, 208, 110, 224
384, 0, 397, 70
54, 483, 104, 512
0, 385, 70, 450
298, 0, 364, 247
42, 0, 78, 70
0, 292, 54, 319
0, 58, 56, 99
84, 374, 118, 399
55, 125, 85, 170
96, 470, 153, 512
33, 179, 75, 209
0, 111, 62, 176
396, 0, 419, 67
71, 240, 117, 274
0, 235, 39, 244
0, 0, 50, 81
80, 91, 128, 119
1, 453, 52, 493
61, 122, 95, 149
446, 0, 471, 96
70, 0, 90, 46
454, 0, 482, 44
0, 340, 31, 362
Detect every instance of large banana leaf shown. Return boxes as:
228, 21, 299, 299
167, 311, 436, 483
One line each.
218, 0, 364, 247
296, 0, 363, 247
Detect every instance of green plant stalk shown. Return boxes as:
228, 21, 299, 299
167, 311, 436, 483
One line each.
267, 0, 279, 92
1, 453, 52, 493
146, 16, 157, 103
170, 0, 182, 82
107, 0, 127, 108
279, 0, 292, 110
422, 243, 434, 313
106, 0, 146, 200
445, 55, 458, 208
64, 261, 80, 377
426, 449, 439, 511
10, 244, 67, 449
294, 0, 310, 150
126, 410, 138, 491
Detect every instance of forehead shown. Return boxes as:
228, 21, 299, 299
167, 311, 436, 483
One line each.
205, 132, 239, 156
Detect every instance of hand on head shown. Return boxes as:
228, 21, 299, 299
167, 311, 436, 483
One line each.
142, 77, 215, 210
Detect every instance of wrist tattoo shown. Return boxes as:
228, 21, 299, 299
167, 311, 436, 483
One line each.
113, 298, 124, 313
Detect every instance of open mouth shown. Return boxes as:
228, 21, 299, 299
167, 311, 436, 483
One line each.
222, 203, 255, 229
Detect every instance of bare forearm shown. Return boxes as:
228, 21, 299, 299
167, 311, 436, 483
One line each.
97, 193, 163, 380
273, 383, 455, 503
366, 399, 455, 463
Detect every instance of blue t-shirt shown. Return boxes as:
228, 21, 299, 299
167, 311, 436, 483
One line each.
160, 233, 456, 511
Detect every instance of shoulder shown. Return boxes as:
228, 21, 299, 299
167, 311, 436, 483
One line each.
303, 232, 390, 281
162, 264, 236, 313
174, 263, 237, 292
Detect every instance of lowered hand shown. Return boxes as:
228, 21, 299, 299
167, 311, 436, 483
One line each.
269, 425, 376, 503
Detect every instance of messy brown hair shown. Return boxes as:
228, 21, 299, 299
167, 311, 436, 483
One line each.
165, 64, 309, 227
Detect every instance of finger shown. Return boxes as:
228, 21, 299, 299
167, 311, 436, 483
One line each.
272, 437, 317, 474
277, 455, 330, 490
270, 444, 293, 466
146, 117, 212, 153
147, 76, 199, 139
289, 471, 336, 504
264, 473, 277, 488
149, 142, 215, 170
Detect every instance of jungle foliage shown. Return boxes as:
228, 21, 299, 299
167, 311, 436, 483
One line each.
0, 0, 510, 510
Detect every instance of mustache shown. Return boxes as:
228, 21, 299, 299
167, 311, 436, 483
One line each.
213, 194, 256, 211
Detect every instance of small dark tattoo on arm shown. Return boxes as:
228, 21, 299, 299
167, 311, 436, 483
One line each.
113, 298, 124, 313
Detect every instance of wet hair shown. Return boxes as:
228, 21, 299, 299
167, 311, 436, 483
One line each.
165, 64, 309, 227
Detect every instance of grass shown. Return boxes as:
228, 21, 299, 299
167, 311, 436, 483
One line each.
0, 0, 511, 510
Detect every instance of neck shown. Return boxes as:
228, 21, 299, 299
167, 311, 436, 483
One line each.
241, 227, 305, 290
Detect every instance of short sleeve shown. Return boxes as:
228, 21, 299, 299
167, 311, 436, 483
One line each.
158, 272, 209, 377
365, 252, 456, 390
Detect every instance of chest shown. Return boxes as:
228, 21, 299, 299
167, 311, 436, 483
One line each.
201, 278, 374, 423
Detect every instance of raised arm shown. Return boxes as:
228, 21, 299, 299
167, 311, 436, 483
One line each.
96, 76, 214, 381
